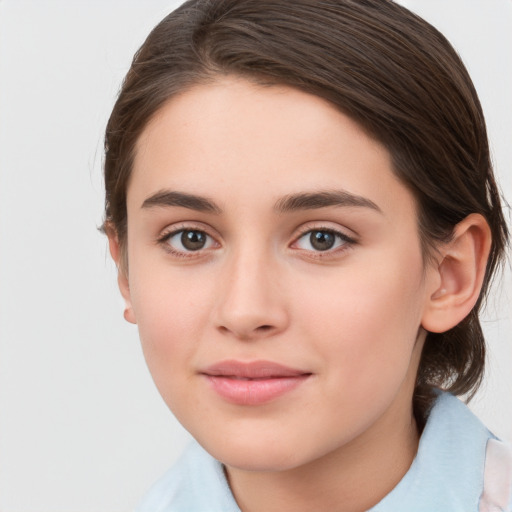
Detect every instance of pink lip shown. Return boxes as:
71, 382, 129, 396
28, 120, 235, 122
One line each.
201, 360, 312, 405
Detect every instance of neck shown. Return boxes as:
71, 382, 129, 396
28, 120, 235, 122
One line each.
225, 395, 419, 512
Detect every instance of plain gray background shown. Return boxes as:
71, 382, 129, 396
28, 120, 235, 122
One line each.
0, 1, 510, 511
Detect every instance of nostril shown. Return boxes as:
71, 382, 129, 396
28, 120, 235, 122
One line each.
256, 325, 273, 332
216, 322, 277, 339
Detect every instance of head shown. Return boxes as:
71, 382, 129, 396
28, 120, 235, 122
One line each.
103, 0, 508, 452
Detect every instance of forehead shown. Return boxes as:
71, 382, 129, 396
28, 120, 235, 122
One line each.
130, 77, 416, 220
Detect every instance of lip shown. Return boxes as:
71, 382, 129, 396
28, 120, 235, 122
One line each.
201, 360, 312, 405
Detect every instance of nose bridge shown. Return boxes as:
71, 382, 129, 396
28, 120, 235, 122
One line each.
214, 241, 288, 339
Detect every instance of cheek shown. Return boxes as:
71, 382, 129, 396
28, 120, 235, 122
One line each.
128, 266, 216, 396
295, 252, 426, 387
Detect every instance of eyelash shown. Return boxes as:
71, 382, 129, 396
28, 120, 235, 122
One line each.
292, 226, 356, 258
157, 225, 357, 259
157, 225, 218, 258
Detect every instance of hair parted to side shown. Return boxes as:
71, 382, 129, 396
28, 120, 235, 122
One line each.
103, 0, 509, 421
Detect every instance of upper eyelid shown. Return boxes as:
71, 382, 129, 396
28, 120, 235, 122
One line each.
157, 222, 219, 241
293, 223, 358, 241
292, 230, 355, 248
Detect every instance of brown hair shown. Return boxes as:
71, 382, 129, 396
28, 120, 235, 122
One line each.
103, 0, 509, 421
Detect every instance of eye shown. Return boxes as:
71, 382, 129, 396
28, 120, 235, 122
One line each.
293, 229, 353, 252
162, 229, 216, 253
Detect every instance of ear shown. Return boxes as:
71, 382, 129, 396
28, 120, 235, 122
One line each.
421, 214, 492, 333
106, 225, 137, 325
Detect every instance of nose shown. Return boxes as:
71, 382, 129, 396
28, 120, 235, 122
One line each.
213, 248, 289, 341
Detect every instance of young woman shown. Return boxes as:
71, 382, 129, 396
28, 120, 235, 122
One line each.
102, 1, 510, 510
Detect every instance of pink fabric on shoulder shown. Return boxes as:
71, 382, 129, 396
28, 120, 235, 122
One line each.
479, 439, 512, 512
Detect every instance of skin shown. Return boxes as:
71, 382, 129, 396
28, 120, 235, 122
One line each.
109, 78, 491, 512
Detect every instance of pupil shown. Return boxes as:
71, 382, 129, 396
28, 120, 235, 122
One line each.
181, 230, 206, 251
310, 231, 335, 251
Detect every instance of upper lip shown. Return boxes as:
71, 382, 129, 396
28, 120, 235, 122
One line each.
201, 360, 311, 379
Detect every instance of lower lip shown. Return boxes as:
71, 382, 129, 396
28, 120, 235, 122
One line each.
204, 375, 310, 405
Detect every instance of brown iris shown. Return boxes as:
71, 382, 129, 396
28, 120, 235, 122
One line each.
310, 231, 336, 251
181, 230, 207, 251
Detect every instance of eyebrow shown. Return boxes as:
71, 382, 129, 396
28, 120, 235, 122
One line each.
141, 190, 222, 214
141, 188, 381, 215
274, 190, 381, 213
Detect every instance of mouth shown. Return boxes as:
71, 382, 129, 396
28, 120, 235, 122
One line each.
200, 360, 312, 405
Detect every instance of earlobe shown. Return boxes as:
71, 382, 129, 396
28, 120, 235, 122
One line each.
421, 214, 491, 334
117, 272, 137, 324
106, 225, 137, 325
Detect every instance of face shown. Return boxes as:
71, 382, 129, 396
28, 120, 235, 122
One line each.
118, 78, 438, 472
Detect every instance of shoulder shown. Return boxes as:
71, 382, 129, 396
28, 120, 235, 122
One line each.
433, 393, 512, 510
480, 438, 512, 511
371, 392, 510, 512
135, 442, 240, 512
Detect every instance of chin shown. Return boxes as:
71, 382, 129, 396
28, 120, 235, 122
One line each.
195, 430, 309, 472
215, 447, 304, 473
